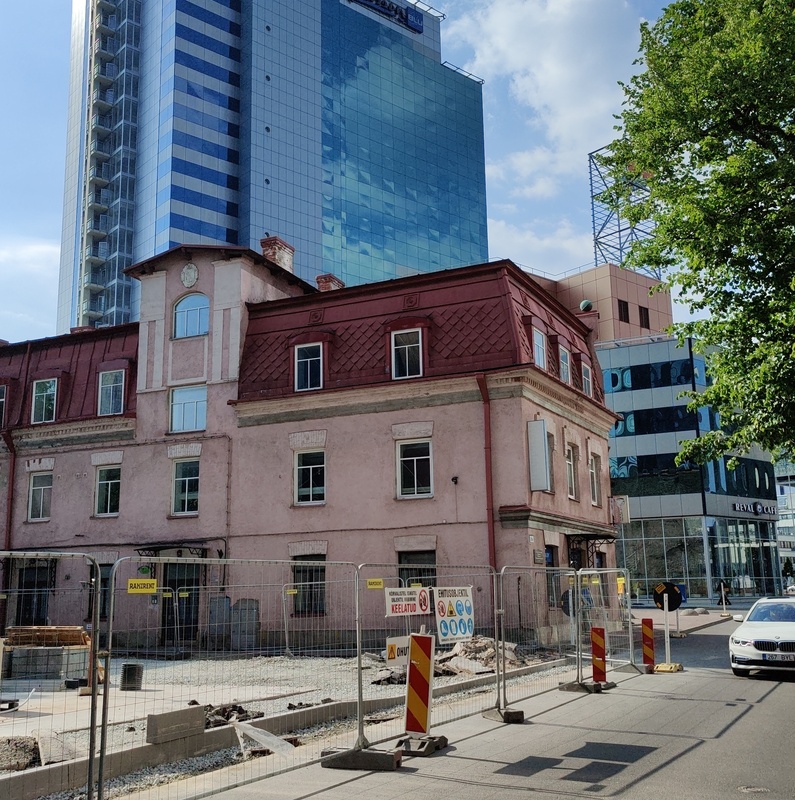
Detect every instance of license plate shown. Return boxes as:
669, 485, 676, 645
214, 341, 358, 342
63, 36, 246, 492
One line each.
762, 653, 795, 661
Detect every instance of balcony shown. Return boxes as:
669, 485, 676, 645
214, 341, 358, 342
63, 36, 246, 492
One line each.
87, 188, 111, 212
88, 163, 111, 186
82, 268, 108, 291
85, 214, 110, 238
92, 88, 115, 112
84, 243, 109, 267
82, 296, 106, 321
91, 113, 113, 137
93, 61, 117, 87
90, 138, 112, 161
95, 14, 117, 36
94, 36, 117, 61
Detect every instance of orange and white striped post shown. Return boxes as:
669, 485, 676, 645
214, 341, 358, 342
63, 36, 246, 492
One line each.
404, 633, 434, 738
591, 627, 607, 683
641, 618, 655, 667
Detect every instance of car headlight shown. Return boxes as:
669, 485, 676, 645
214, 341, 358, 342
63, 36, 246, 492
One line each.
731, 637, 754, 647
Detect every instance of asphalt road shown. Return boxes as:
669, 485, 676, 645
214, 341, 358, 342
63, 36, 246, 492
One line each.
210, 617, 795, 800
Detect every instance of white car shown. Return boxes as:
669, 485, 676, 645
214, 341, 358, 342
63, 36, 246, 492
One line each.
729, 596, 795, 677
786, 585, 795, 596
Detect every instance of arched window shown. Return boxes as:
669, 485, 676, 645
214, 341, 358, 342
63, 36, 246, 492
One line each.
174, 294, 209, 338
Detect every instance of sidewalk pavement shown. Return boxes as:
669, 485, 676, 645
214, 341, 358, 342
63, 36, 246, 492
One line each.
628, 601, 740, 635
188, 617, 757, 800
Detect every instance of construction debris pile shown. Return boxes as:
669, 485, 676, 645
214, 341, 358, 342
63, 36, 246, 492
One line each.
187, 700, 265, 729
370, 635, 559, 685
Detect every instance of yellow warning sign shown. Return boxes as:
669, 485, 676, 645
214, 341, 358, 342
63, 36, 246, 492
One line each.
387, 643, 397, 660
447, 601, 456, 616
367, 578, 384, 589
127, 578, 157, 594
617, 576, 626, 594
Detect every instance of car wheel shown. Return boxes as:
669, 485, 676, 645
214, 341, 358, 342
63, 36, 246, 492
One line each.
731, 667, 750, 677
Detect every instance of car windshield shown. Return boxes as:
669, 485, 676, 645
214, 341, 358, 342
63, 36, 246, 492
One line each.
746, 603, 795, 622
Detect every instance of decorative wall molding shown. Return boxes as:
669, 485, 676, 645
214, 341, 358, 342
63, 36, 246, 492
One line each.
288, 430, 327, 450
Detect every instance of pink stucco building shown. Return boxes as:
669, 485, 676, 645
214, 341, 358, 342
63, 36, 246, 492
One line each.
0, 240, 617, 644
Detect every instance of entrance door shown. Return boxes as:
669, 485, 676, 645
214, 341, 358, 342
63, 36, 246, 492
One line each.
15, 560, 54, 626
161, 562, 201, 644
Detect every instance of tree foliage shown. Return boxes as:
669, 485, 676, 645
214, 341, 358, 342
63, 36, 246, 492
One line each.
602, 0, 795, 463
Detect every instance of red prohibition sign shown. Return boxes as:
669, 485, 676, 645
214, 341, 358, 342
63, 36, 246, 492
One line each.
418, 589, 429, 613
437, 599, 446, 617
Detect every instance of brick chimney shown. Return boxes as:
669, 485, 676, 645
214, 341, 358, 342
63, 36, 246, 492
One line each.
260, 235, 295, 273
316, 273, 345, 292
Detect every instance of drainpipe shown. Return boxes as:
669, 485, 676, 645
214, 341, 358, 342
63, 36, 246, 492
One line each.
2, 431, 16, 554
476, 373, 497, 569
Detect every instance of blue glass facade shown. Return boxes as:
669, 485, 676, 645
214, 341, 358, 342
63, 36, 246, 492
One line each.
58, 0, 488, 331
597, 336, 782, 600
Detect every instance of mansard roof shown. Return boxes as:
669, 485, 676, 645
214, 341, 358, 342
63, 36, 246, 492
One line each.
0, 323, 138, 427
237, 259, 599, 402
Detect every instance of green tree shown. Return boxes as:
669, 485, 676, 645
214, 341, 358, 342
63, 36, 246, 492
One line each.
602, 0, 795, 463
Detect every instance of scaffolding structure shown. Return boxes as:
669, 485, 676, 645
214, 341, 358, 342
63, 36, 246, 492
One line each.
589, 145, 658, 278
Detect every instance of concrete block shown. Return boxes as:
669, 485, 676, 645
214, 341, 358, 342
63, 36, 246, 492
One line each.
146, 705, 205, 744
321, 746, 402, 770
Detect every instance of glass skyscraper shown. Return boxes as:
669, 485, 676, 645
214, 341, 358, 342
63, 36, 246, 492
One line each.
58, 0, 488, 331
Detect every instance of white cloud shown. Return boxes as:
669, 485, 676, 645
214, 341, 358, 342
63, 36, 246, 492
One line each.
445, 0, 643, 197
0, 239, 59, 343
487, 216, 595, 275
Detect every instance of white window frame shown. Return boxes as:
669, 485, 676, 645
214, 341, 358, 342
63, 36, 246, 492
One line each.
174, 293, 210, 338
98, 369, 125, 416
565, 444, 579, 500
173, 459, 199, 515
295, 343, 323, 391
559, 346, 571, 384
28, 472, 53, 521
295, 450, 326, 505
96, 466, 121, 516
533, 329, 547, 369
589, 454, 602, 507
397, 439, 433, 498
391, 329, 423, 380
170, 385, 207, 432
582, 363, 593, 397
32, 378, 57, 424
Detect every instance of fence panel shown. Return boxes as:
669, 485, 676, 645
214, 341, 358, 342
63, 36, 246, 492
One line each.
0, 550, 102, 800
93, 556, 362, 800
575, 568, 634, 677
498, 566, 579, 706
354, 562, 499, 748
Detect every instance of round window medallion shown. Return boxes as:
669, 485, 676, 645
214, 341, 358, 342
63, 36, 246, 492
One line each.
180, 262, 198, 288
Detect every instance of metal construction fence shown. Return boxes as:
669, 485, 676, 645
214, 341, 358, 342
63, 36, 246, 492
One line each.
0, 552, 638, 800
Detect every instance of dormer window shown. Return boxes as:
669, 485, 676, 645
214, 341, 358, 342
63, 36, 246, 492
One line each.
295, 344, 323, 391
392, 329, 422, 379
533, 329, 547, 370
174, 293, 209, 339
559, 346, 571, 384
32, 379, 57, 424
582, 363, 593, 397
98, 369, 124, 415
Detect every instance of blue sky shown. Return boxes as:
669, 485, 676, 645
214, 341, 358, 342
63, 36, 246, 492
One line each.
0, 0, 668, 344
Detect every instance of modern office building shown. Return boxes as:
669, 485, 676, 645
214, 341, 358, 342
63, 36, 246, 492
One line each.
57, 0, 488, 332
597, 335, 781, 600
